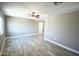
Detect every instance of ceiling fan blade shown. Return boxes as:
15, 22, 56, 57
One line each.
36, 15, 40, 18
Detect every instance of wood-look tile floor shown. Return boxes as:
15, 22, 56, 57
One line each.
1, 34, 79, 56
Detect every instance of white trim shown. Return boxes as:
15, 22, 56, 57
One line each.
44, 38, 79, 55
6, 33, 42, 39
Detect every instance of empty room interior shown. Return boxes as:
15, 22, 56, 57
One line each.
0, 2, 79, 56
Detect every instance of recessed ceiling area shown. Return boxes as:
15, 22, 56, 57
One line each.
0, 2, 79, 19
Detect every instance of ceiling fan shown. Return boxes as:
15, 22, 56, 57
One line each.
28, 12, 40, 19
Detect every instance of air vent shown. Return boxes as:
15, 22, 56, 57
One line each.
53, 2, 63, 6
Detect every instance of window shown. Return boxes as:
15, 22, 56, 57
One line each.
0, 17, 3, 35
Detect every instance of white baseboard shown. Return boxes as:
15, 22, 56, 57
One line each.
6, 33, 42, 39
44, 38, 79, 55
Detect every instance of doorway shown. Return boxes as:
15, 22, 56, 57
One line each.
38, 22, 44, 34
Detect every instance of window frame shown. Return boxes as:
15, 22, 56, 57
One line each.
0, 17, 3, 35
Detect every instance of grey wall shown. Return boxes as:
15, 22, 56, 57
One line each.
0, 10, 5, 51
44, 11, 79, 51
5, 16, 39, 37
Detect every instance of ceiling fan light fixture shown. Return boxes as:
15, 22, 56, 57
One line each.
27, 12, 40, 20
36, 15, 40, 18
31, 12, 40, 19
31, 12, 35, 17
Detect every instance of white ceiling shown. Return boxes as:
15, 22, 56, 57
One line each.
0, 2, 79, 19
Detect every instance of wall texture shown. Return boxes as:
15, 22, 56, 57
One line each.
44, 11, 79, 52
5, 16, 39, 37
